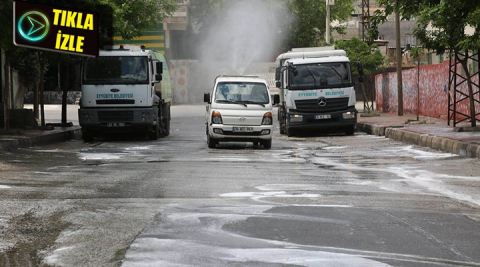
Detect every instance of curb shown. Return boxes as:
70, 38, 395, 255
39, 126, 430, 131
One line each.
357, 122, 480, 159
0, 126, 81, 152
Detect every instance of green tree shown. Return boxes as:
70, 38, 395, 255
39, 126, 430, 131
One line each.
284, 0, 355, 48
335, 37, 387, 113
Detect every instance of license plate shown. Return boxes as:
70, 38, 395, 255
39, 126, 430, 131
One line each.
232, 127, 254, 132
314, 114, 331, 120
107, 122, 125, 127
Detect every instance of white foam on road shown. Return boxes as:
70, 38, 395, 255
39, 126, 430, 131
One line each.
311, 154, 480, 207
78, 153, 123, 160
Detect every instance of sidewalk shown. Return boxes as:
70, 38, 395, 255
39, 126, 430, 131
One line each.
357, 112, 480, 159
0, 126, 81, 152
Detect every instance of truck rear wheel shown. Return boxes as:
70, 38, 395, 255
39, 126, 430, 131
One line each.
162, 104, 171, 137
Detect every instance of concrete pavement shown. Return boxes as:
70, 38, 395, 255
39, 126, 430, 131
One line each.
0, 104, 479, 159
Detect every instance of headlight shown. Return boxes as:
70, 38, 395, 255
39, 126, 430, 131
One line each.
289, 114, 303, 122
262, 112, 273, 125
342, 111, 355, 119
212, 110, 223, 124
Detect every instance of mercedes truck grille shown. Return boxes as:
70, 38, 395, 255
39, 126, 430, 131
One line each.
295, 97, 349, 113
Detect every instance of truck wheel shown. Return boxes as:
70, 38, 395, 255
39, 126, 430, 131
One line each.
286, 127, 295, 137
262, 139, 272, 149
149, 119, 160, 140
345, 125, 355, 136
82, 131, 94, 142
207, 134, 218, 148
280, 123, 286, 134
162, 104, 171, 137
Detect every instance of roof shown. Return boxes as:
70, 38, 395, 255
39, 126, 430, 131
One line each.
214, 75, 268, 84
99, 49, 152, 57
286, 56, 350, 65
276, 49, 347, 63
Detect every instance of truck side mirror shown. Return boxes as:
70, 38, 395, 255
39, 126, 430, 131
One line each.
156, 62, 163, 74
273, 94, 280, 105
155, 74, 162, 82
275, 81, 281, 88
275, 67, 280, 81
204, 93, 211, 103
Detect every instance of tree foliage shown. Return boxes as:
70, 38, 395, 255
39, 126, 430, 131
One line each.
284, 0, 355, 48
334, 37, 387, 75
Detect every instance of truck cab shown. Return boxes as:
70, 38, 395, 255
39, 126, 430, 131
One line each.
204, 75, 278, 149
78, 45, 171, 141
276, 48, 362, 136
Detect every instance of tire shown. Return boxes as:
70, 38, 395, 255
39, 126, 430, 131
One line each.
262, 139, 272, 149
280, 123, 286, 134
162, 104, 171, 137
207, 134, 218, 148
286, 121, 295, 137
82, 131, 94, 142
149, 118, 160, 140
279, 108, 286, 134
345, 125, 355, 136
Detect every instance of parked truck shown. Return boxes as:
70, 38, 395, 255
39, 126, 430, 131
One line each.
78, 45, 171, 141
275, 47, 363, 136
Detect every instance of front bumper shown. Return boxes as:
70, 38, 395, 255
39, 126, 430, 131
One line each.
78, 107, 158, 132
208, 124, 273, 142
287, 107, 357, 130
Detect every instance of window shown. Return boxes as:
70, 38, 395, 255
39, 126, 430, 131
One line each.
405, 34, 417, 46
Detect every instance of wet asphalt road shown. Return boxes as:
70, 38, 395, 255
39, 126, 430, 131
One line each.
1, 105, 480, 267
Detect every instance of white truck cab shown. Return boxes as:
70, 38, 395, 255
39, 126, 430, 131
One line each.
275, 47, 363, 136
78, 45, 172, 141
204, 75, 279, 149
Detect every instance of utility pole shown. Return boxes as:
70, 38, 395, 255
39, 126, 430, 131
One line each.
395, 5, 403, 116
326, 0, 334, 44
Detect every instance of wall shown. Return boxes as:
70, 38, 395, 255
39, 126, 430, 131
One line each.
376, 61, 480, 120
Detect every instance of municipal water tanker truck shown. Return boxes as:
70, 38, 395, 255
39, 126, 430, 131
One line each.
78, 45, 171, 141
275, 47, 363, 136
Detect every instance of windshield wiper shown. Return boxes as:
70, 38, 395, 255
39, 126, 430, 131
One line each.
216, 100, 247, 107
305, 66, 318, 86
238, 100, 265, 107
330, 66, 345, 85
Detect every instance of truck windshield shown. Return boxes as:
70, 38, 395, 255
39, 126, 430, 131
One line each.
83, 56, 149, 85
290, 62, 352, 89
215, 82, 269, 105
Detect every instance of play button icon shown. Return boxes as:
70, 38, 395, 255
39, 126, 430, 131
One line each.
17, 11, 50, 42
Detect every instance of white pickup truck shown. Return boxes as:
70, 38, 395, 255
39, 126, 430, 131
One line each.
204, 75, 279, 149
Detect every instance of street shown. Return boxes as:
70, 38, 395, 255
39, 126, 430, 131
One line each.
1, 105, 480, 267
